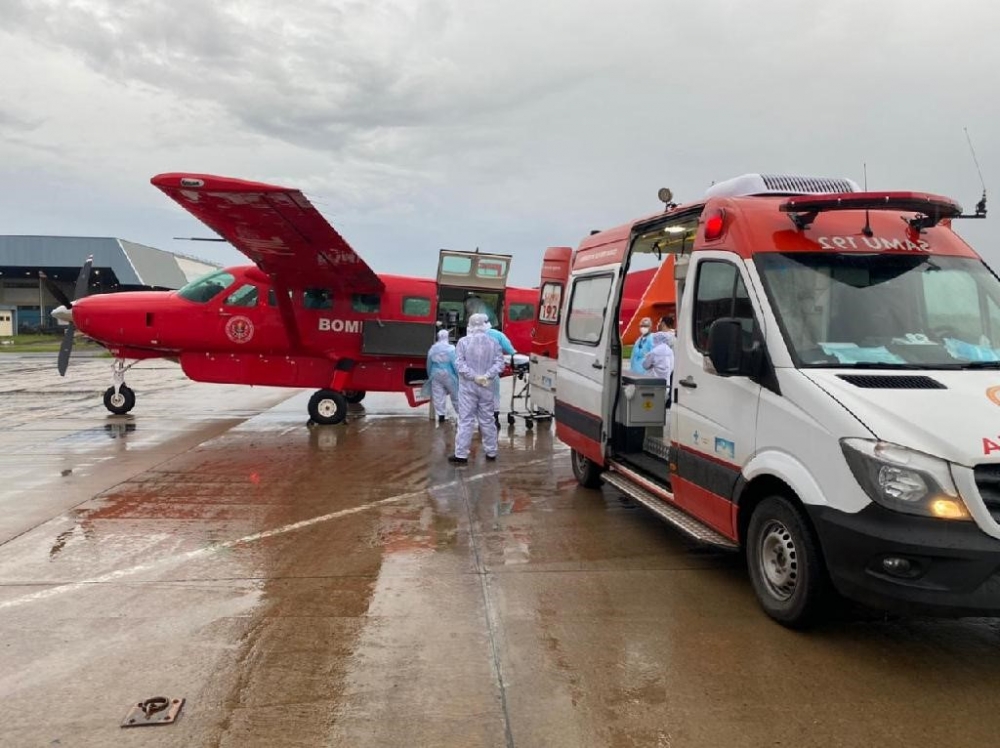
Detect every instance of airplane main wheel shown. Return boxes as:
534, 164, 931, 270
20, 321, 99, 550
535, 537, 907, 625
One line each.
103, 385, 136, 415
344, 390, 366, 404
308, 389, 348, 425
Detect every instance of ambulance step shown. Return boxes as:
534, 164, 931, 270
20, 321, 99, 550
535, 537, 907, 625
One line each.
642, 434, 671, 461
603, 471, 738, 550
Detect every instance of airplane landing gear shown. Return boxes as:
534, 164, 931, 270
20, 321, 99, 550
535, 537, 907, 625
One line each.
308, 389, 348, 425
104, 359, 136, 415
104, 385, 136, 415
344, 390, 366, 404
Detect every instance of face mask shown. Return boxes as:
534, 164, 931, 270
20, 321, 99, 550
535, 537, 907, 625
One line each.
639, 326, 650, 335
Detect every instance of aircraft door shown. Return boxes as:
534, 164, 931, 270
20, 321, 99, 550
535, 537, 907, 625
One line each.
216, 282, 287, 352
671, 252, 763, 535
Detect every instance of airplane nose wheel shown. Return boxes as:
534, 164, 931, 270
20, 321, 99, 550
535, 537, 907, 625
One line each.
103, 359, 136, 415
308, 389, 348, 425
103, 385, 136, 415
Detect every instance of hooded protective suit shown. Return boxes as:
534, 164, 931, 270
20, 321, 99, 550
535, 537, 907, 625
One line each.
452, 313, 505, 459
642, 331, 675, 382
425, 329, 459, 418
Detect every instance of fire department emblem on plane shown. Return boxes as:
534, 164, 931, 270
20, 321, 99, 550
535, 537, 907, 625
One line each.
225, 315, 255, 344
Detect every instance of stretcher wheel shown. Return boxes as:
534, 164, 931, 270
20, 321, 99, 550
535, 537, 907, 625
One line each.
507, 413, 516, 425
525, 418, 534, 431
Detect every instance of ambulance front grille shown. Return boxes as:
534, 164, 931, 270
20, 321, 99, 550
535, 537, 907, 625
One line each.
973, 465, 1000, 523
760, 174, 857, 195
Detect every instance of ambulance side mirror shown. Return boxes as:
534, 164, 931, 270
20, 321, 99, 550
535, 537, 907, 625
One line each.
706, 318, 744, 376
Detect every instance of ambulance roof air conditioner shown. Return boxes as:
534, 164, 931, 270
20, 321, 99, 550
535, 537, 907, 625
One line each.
705, 173, 861, 199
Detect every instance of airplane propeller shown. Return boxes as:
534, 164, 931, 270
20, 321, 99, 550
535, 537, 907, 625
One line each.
41, 255, 94, 376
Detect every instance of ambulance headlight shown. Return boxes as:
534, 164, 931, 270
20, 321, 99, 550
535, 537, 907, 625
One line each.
840, 439, 971, 520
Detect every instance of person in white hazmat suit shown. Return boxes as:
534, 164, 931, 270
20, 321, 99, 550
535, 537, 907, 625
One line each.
483, 320, 516, 427
642, 331, 675, 382
449, 313, 505, 464
425, 329, 459, 422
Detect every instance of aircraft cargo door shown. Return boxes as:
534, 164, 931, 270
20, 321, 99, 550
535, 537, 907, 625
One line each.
555, 270, 621, 463
436, 250, 512, 335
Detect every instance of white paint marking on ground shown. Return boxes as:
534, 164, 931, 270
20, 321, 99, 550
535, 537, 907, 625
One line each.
0, 457, 551, 611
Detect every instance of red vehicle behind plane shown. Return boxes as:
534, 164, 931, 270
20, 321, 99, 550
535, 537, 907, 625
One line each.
49, 173, 541, 425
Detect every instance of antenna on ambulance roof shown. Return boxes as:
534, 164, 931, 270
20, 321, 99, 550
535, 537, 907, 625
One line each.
861, 163, 874, 237
956, 127, 987, 220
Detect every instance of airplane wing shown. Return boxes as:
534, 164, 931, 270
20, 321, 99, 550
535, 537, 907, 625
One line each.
151, 173, 385, 293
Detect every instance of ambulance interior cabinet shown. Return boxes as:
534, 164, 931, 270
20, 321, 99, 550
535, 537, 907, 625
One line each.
617, 374, 668, 427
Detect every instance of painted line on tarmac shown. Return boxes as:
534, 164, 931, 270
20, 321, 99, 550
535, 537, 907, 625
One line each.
0, 457, 551, 611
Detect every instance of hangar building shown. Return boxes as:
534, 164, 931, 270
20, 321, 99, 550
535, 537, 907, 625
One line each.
0, 236, 220, 335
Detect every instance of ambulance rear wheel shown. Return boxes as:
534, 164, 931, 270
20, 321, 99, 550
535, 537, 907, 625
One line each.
747, 495, 829, 629
308, 390, 348, 425
571, 449, 603, 489
344, 390, 366, 404
103, 385, 135, 415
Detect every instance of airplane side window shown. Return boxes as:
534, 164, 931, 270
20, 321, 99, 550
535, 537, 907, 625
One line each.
402, 296, 431, 317
352, 294, 381, 313
509, 303, 535, 322
224, 284, 259, 307
303, 288, 334, 310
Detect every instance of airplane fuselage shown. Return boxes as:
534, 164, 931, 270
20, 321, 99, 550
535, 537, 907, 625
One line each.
71, 265, 538, 404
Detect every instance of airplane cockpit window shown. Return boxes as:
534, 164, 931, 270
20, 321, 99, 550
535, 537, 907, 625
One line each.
303, 288, 333, 309
352, 294, 382, 313
177, 271, 236, 303
224, 284, 259, 307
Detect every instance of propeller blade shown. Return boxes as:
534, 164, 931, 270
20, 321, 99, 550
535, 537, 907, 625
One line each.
38, 270, 73, 309
74, 256, 94, 301
57, 323, 76, 377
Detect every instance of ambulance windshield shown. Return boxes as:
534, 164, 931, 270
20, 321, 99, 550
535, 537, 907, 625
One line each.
755, 253, 1000, 368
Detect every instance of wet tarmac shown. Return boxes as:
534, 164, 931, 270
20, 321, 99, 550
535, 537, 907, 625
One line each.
2, 355, 1000, 747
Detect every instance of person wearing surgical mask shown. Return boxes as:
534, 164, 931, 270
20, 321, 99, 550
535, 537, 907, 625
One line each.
449, 313, 505, 464
629, 317, 655, 373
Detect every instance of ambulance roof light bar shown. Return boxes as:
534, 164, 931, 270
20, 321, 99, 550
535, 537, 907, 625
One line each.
705, 173, 861, 200
779, 192, 964, 231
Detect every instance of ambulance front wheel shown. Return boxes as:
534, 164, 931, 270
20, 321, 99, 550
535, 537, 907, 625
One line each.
746, 495, 829, 629
344, 390, 366, 404
103, 385, 135, 415
571, 449, 603, 489
308, 390, 348, 425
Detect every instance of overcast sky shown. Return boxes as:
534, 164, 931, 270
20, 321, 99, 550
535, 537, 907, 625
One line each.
0, 0, 997, 286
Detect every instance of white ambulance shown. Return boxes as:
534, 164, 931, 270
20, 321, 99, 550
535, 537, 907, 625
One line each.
554, 174, 1000, 627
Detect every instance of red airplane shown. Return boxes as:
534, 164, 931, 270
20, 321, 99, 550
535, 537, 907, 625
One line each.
48, 173, 541, 425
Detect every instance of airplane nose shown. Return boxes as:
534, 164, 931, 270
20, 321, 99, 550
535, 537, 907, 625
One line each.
51, 305, 74, 325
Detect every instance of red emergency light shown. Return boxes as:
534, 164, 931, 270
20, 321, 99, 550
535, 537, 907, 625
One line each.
779, 191, 963, 231
703, 208, 726, 241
